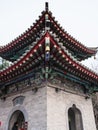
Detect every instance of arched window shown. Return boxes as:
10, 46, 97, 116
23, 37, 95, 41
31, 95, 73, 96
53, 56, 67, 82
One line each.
68, 104, 83, 130
8, 110, 25, 130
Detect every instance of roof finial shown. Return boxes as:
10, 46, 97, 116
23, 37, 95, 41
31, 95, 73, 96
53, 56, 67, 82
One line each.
45, 2, 49, 11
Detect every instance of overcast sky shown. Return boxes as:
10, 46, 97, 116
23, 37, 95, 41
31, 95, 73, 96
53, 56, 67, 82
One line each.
0, 0, 98, 70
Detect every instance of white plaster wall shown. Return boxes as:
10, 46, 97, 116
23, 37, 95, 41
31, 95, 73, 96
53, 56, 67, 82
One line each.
0, 95, 14, 130
47, 86, 97, 130
0, 85, 96, 130
24, 87, 47, 130
0, 87, 47, 130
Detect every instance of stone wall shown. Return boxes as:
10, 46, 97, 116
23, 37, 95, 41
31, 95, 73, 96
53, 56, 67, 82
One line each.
0, 86, 47, 130
47, 84, 96, 130
0, 82, 97, 130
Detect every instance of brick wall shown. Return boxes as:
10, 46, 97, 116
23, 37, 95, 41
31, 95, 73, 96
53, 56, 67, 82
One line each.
47, 85, 96, 130
0, 83, 96, 130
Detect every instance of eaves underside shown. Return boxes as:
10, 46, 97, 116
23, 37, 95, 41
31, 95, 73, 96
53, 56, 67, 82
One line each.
0, 32, 98, 90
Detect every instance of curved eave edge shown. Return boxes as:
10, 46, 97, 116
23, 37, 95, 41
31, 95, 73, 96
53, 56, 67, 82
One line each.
52, 68, 98, 93
49, 33, 98, 83
0, 32, 98, 85
0, 11, 46, 55
0, 33, 48, 82
48, 12, 97, 56
0, 8, 97, 59
0, 67, 41, 88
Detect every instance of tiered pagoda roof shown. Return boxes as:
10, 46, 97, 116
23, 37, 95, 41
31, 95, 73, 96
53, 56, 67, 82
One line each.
0, 3, 96, 62
0, 2, 98, 93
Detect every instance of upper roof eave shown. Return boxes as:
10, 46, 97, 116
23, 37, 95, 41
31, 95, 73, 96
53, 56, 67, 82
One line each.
0, 11, 46, 58
0, 2, 97, 62
47, 11, 97, 58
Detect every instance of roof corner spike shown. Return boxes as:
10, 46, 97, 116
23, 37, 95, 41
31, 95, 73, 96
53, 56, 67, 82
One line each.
45, 2, 49, 12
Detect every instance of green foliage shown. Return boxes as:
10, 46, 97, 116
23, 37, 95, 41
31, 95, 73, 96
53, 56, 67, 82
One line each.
0, 58, 10, 70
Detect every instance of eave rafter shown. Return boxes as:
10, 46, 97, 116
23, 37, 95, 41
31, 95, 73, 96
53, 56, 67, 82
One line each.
0, 11, 46, 61
0, 32, 49, 83
0, 32, 98, 85
0, 2, 98, 93
0, 6, 97, 62
49, 33, 98, 85
47, 12, 97, 60
0, 30, 98, 94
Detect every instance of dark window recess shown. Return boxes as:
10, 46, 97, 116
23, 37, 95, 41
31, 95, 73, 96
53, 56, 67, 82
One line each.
13, 96, 25, 106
